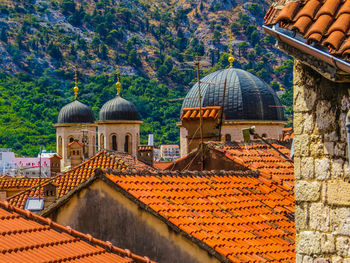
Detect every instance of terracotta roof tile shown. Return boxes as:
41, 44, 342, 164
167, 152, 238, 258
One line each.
180, 106, 221, 121
7, 151, 155, 209
105, 169, 295, 262
264, 0, 350, 62
0, 201, 154, 263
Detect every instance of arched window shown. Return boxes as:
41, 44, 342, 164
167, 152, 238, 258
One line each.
112, 135, 118, 151
124, 134, 132, 154
58, 136, 63, 156
69, 137, 74, 143
225, 134, 231, 142
92, 136, 96, 155
100, 134, 105, 150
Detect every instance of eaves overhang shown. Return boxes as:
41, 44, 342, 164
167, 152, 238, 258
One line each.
264, 25, 350, 81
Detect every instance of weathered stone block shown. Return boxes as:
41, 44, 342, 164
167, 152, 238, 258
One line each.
332, 159, 344, 178
335, 143, 346, 157
294, 135, 310, 157
343, 258, 350, 263
325, 131, 339, 142
337, 236, 350, 257
296, 181, 321, 201
310, 203, 329, 232
304, 113, 314, 134
315, 158, 330, 180
294, 75, 317, 112
330, 208, 350, 236
295, 157, 302, 180
344, 162, 350, 178
294, 113, 304, 135
324, 142, 334, 156
321, 234, 335, 253
331, 256, 343, 263
302, 157, 314, 179
296, 203, 308, 231
327, 180, 350, 206
302, 255, 313, 263
315, 100, 336, 132
314, 258, 330, 263
297, 231, 321, 254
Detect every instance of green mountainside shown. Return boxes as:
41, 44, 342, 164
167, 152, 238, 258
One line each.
0, 0, 293, 156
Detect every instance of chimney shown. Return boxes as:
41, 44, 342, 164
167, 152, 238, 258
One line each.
137, 145, 154, 166
148, 134, 154, 146
0, 191, 6, 202
43, 182, 58, 209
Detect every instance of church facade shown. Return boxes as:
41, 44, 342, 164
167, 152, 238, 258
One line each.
55, 75, 142, 170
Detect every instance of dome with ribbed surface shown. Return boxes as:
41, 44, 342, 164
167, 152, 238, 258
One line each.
99, 95, 140, 121
181, 68, 284, 121
57, 100, 95, 124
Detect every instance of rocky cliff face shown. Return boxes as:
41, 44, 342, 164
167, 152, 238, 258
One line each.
0, 0, 289, 88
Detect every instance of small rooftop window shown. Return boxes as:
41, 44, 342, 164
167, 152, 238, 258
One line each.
24, 197, 44, 212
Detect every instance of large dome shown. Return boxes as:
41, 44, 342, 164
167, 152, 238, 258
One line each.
181, 68, 284, 121
57, 100, 95, 124
99, 95, 140, 121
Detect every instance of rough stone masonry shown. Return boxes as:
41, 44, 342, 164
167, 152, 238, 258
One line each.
293, 60, 350, 263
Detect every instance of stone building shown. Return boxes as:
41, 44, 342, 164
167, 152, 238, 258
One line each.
55, 74, 142, 170
178, 65, 286, 157
97, 87, 142, 156
265, 0, 350, 262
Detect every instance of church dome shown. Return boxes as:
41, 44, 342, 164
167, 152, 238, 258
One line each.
99, 95, 140, 121
181, 68, 284, 121
57, 100, 95, 124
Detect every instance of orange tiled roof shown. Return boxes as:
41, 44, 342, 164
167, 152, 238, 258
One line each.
106, 170, 295, 262
0, 201, 154, 263
208, 141, 294, 190
180, 106, 222, 120
264, 0, 350, 61
153, 161, 174, 170
0, 177, 51, 190
8, 150, 155, 209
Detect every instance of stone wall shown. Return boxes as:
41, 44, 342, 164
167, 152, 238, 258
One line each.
294, 60, 350, 262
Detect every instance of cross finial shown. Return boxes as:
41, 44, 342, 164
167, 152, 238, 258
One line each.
228, 30, 234, 68
116, 66, 121, 95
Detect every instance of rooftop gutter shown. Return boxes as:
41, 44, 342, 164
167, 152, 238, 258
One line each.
263, 25, 350, 74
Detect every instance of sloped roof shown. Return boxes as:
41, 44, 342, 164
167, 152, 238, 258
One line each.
264, 0, 350, 63
207, 141, 294, 190
105, 170, 295, 262
180, 106, 221, 120
7, 151, 155, 209
166, 141, 294, 190
0, 177, 51, 190
0, 201, 154, 263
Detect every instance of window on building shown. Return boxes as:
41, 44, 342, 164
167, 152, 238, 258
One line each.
112, 135, 117, 151
69, 137, 74, 143
58, 136, 63, 156
225, 134, 231, 142
124, 134, 132, 154
262, 133, 267, 138
100, 134, 105, 150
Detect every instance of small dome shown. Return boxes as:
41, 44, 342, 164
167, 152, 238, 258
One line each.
99, 95, 140, 121
57, 100, 95, 124
181, 68, 284, 121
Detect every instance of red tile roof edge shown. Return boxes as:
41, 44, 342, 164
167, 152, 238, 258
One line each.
0, 200, 155, 263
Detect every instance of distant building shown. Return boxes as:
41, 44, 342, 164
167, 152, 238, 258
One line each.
153, 148, 160, 160
160, 145, 180, 161
0, 149, 61, 177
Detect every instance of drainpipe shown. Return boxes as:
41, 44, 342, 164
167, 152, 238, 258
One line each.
346, 111, 350, 161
